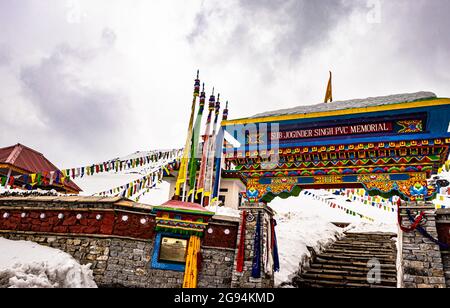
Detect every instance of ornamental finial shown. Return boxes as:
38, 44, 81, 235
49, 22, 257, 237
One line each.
222, 101, 229, 121
194, 70, 201, 96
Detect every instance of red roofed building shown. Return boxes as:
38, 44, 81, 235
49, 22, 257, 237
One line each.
0, 143, 81, 194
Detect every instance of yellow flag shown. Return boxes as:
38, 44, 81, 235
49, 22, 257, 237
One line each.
324, 71, 333, 103
183, 235, 201, 288
175, 95, 198, 196
30, 174, 36, 185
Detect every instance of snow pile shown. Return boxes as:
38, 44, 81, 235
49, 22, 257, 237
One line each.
0, 238, 97, 288
0, 187, 61, 197
206, 204, 240, 218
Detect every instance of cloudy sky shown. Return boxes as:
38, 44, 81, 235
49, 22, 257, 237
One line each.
0, 0, 449, 168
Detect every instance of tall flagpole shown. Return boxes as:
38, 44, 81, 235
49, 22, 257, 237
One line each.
196, 89, 215, 204
174, 70, 200, 201
203, 95, 221, 206
188, 83, 207, 201
211, 101, 229, 205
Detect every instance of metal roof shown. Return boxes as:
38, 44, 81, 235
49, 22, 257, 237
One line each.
0, 143, 82, 192
251, 91, 437, 119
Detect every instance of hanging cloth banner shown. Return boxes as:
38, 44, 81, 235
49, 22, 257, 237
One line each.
272, 219, 280, 273
304, 190, 375, 222
61, 149, 180, 180
236, 210, 248, 273
94, 165, 165, 198
251, 212, 262, 279
183, 235, 201, 288
263, 214, 274, 275
0, 149, 181, 191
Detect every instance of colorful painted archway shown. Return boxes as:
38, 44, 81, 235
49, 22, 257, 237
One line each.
221, 92, 450, 203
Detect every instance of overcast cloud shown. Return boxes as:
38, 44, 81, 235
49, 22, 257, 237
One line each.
0, 0, 449, 167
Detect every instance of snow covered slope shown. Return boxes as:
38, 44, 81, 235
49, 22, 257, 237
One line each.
0, 238, 97, 288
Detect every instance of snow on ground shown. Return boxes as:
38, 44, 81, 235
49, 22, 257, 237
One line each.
137, 180, 174, 205
0, 187, 60, 196
0, 238, 97, 288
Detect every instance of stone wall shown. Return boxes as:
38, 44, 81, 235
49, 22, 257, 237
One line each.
231, 203, 274, 288
0, 196, 239, 288
400, 204, 446, 288
198, 247, 235, 288
436, 209, 450, 288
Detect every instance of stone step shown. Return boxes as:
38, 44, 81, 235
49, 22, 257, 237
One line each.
332, 240, 396, 247
293, 232, 398, 288
335, 240, 396, 246
316, 253, 396, 263
305, 267, 397, 279
333, 246, 396, 253
340, 238, 397, 244
345, 231, 397, 239
328, 248, 396, 255
314, 257, 397, 269
300, 272, 397, 286
293, 277, 396, 288
309, 263, 398, 275
325, 248, 396, 257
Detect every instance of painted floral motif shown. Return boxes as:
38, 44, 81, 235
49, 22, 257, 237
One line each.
359, 172, 436, 201
244, 172, 436, 203
397, 120, 423, 133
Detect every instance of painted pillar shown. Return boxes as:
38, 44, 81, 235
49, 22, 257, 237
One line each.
400, 202, 446, 288
231, 202, 275, 288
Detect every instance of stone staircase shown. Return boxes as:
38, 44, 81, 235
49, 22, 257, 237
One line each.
292, 232, 398, 288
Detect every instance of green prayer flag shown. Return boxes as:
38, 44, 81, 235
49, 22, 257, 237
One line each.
188, 89, 206, 191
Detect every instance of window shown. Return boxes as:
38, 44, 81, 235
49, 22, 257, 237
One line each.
159, 236, 188, 264
220, 188, 229, 193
